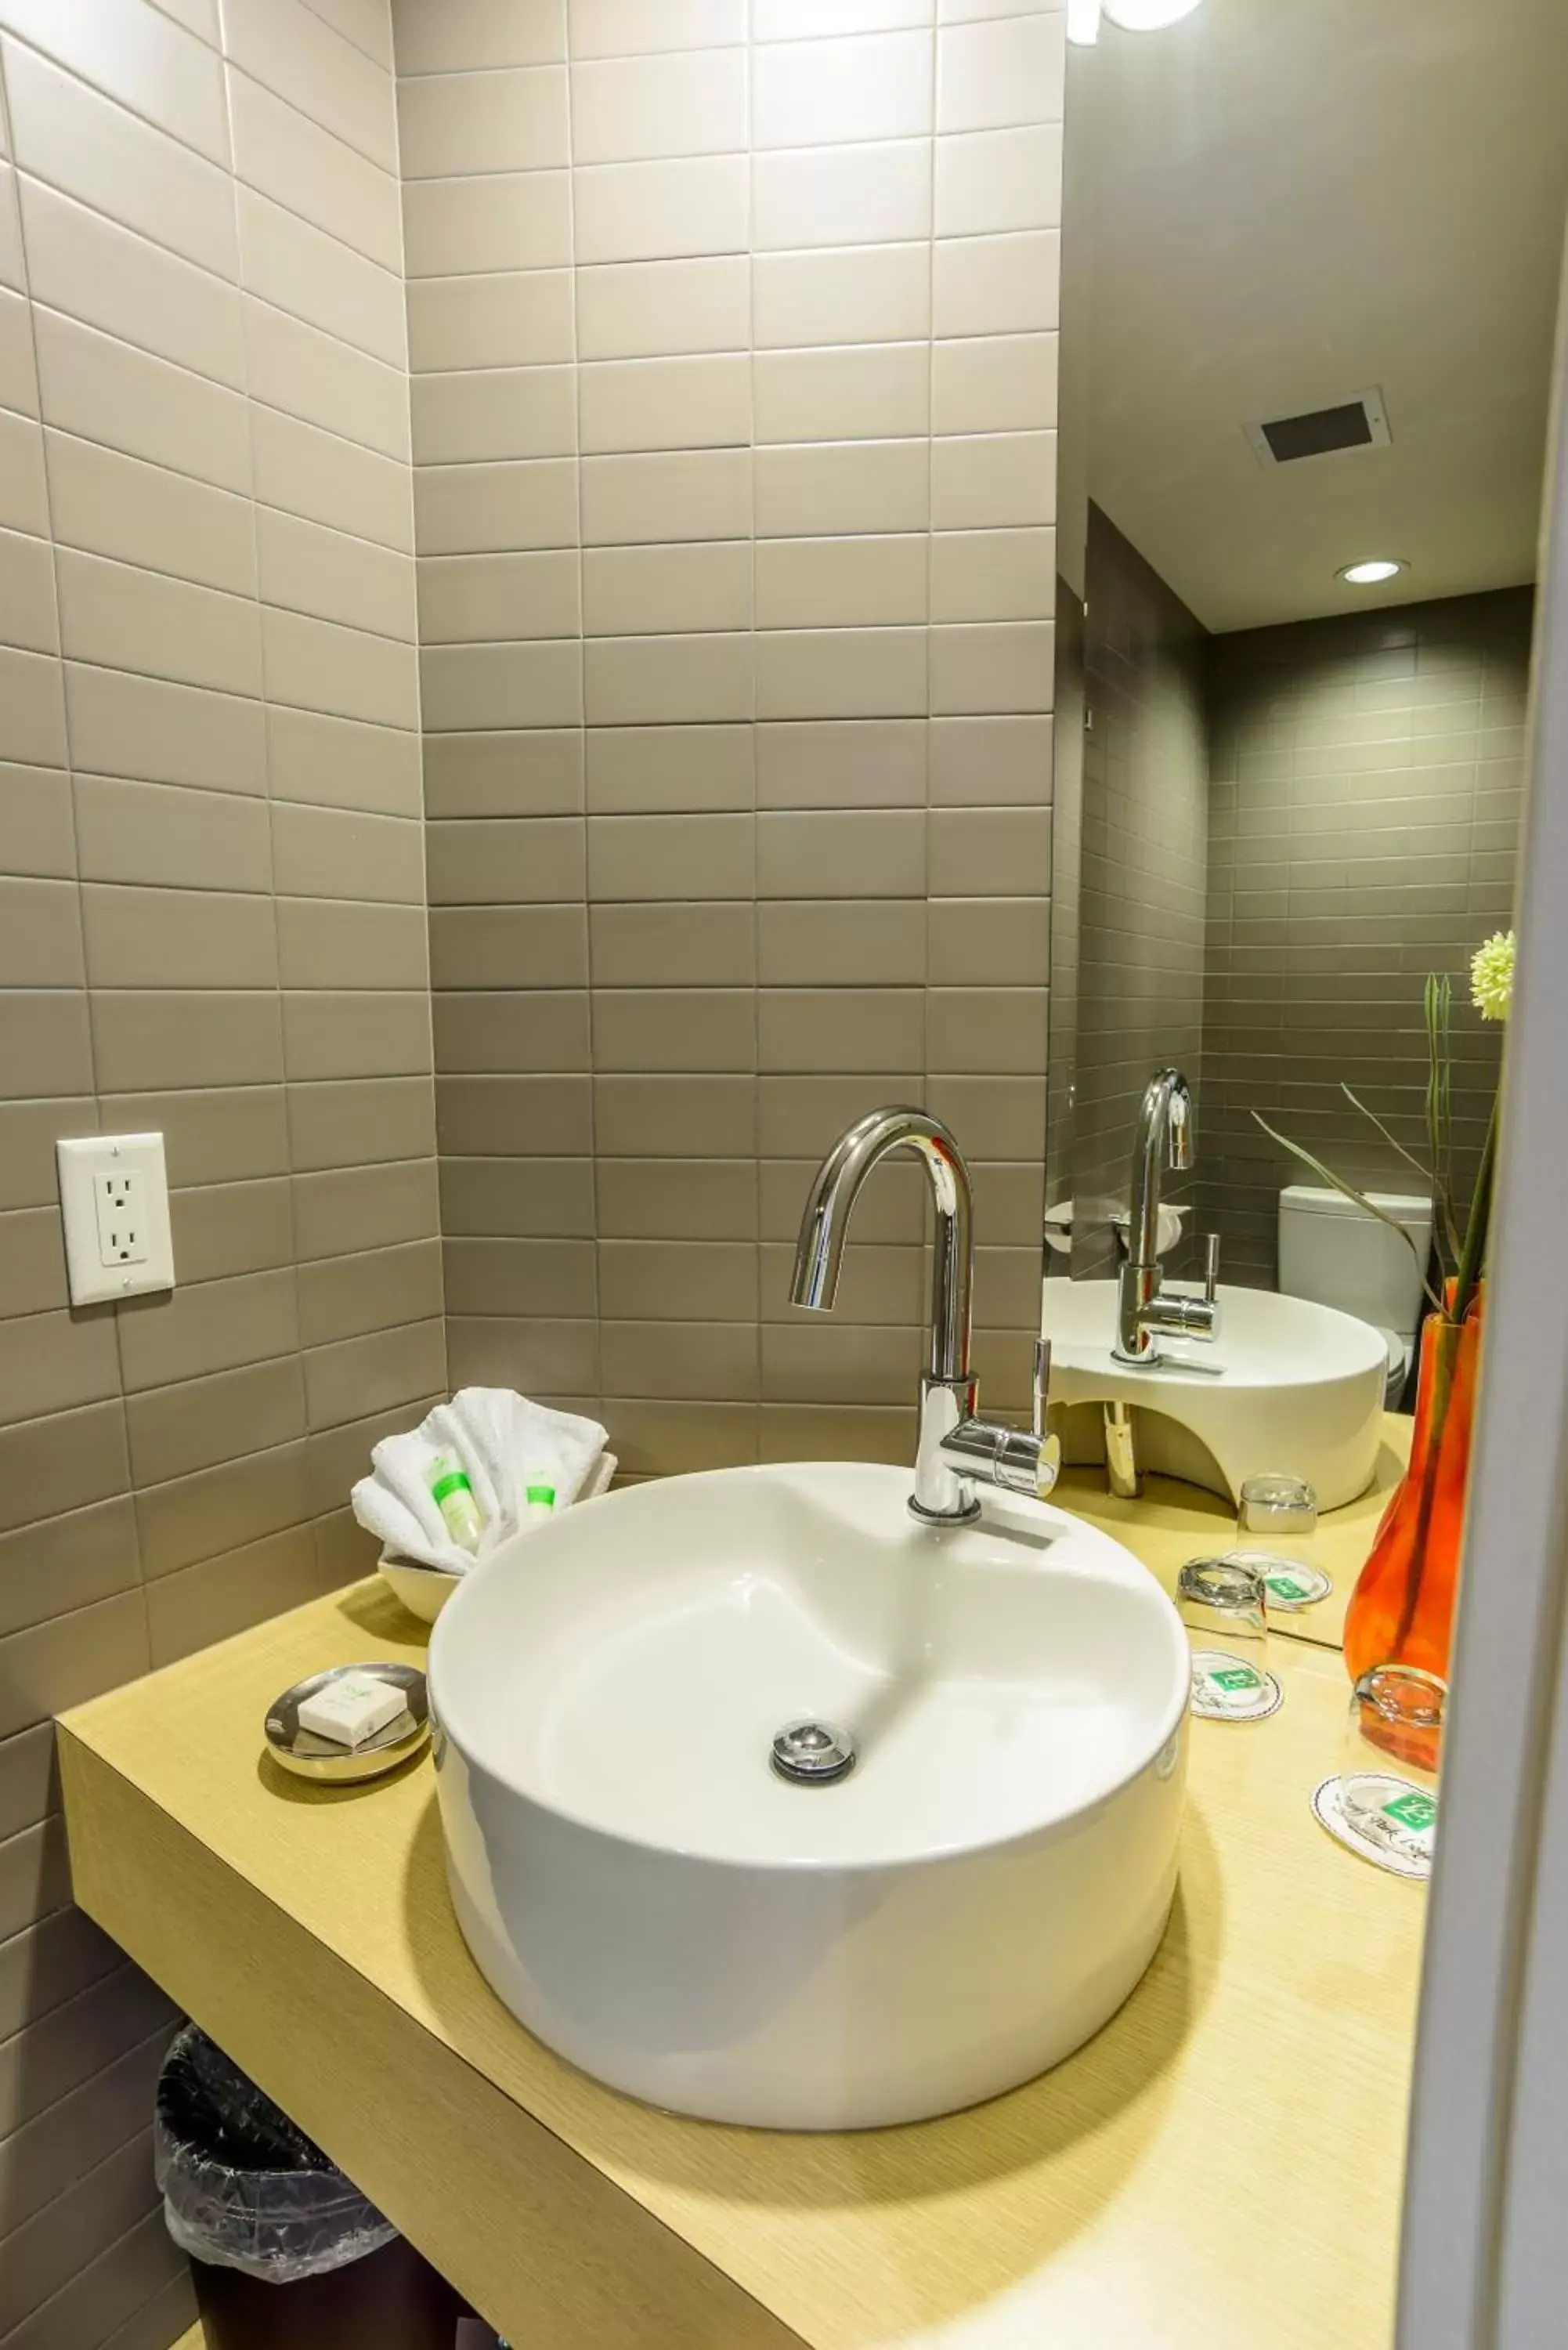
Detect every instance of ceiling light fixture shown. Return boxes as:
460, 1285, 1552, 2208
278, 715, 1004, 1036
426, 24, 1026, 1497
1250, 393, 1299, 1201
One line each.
1102, 0, 1205, 28
1067, 0, 1102, 42
1337, 559, 1407, 587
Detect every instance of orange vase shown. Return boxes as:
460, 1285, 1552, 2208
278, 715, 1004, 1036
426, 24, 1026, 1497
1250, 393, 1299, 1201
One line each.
1343, 1289, 1484, 1706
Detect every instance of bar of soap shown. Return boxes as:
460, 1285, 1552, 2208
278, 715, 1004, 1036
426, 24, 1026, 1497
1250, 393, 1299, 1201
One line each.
297, 1672, 406, 1748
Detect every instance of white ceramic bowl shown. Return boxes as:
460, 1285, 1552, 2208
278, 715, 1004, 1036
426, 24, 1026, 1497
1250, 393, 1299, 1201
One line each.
378, 1553, 464, 1623
430, 1460, 1190, 2129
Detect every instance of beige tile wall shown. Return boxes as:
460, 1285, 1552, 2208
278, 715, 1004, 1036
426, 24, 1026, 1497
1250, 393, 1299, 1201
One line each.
1201, 588, 1530, 1285
399, 0, 1063, 1472
0, 6, 1062, 2336
0, 3, 442, 2342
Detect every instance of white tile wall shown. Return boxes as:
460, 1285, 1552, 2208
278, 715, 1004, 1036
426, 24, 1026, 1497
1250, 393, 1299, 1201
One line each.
569, 0, 747, 60
751, 31, 934, 150
576, 251, 749, 356
574, 154, 750, 262
579, 350, 751, 451
752, 139, 932, 249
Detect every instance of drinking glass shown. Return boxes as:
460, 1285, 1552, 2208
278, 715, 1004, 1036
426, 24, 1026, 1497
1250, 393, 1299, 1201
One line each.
1230, 1473, 1328, 1610
1176, 1556, 1276, 1717
1334, 1663, 1445, 1874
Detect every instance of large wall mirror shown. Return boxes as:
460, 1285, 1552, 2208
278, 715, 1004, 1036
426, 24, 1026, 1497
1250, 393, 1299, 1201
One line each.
1046, 0, 1568, 1473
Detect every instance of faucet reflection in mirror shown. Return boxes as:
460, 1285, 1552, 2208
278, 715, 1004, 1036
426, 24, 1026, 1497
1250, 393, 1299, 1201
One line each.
791, 1109, 1061, 1523
1256, 933, 1516, 1703
1099, 1068, 1222, 1500
1112, 1068, 1222, 1365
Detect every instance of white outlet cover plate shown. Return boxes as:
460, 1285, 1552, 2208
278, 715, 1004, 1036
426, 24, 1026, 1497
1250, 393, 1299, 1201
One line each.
56, 1133, 175, 1306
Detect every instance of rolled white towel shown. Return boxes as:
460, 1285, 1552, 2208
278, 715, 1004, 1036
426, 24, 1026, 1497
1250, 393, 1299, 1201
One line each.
350, 1388, 609, 1574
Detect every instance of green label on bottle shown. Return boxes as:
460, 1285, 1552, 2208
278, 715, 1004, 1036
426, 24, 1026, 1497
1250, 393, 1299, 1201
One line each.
430, 1469, 473, 1506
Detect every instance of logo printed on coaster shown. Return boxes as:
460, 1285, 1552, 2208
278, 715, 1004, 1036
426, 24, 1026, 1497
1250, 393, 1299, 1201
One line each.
1312, 1773, 1436, 1879
1225, 1549, 1333, 1611
1188, 1648, 1283, 1722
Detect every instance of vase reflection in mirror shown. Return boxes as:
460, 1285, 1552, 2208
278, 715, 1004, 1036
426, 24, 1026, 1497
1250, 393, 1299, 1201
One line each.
1271, 938, 1512, 1730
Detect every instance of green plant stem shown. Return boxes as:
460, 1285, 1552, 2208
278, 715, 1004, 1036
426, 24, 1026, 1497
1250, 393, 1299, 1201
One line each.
1425, 974, 1462, 1271
1451, 1097, 1498, 1331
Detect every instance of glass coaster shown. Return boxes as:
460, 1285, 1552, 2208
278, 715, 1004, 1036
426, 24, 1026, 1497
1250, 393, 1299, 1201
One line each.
1189, 1648, 1283, 1722
1312, 1773, 1435, 1880
1226, 1549, 1332, 1611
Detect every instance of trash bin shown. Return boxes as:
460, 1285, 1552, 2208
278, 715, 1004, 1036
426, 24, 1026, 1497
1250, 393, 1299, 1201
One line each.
155, 2025, 488, 2350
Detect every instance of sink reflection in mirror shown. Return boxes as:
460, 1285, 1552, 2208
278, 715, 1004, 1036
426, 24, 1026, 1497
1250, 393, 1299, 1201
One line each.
1045, 1279, 1389, 1510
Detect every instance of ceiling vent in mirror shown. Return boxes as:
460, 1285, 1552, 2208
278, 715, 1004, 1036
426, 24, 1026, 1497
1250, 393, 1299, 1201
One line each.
1245, 389, 1391, 468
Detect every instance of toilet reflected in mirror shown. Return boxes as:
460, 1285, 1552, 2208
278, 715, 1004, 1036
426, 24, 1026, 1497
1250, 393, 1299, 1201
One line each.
1277, 1188, 1433, 1409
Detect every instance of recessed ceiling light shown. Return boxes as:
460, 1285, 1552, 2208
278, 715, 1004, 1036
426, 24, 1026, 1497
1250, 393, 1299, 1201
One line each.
1103, 0, 1205, 27
1067, 0, 1101, 42
1338, 559, 1407, 587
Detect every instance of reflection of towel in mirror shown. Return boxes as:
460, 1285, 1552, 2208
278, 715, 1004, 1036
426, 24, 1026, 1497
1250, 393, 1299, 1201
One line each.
350, 1387, 609, 1574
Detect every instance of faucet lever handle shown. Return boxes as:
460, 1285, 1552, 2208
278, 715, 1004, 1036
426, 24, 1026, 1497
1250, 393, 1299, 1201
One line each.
1202, 1232, 1221, 1305
1031, 1338, 1050, 1441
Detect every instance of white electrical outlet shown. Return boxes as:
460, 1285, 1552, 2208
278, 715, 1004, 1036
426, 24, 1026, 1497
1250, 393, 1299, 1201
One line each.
56, 1134, 175, 1306
94, 1171, 147, 1266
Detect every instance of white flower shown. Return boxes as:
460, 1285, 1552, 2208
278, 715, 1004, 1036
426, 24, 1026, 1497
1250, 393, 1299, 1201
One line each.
1471, 931, 1516, 1023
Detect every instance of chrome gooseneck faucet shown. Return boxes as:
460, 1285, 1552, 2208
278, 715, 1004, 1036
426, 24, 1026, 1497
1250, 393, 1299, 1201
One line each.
792, 1106, 1060, 1522
1112, 1068, 1222, 1365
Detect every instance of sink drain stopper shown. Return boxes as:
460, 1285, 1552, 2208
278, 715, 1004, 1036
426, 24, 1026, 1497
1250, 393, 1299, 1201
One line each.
771, 1717, 857, 1784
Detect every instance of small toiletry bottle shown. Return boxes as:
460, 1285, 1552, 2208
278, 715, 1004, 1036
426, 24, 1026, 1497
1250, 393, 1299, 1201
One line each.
522, 1473, 557, 1527
428, 1450, 484, 1553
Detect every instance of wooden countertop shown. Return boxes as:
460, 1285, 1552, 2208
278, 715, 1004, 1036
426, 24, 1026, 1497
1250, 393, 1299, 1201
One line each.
61, 1434, 1425, 2350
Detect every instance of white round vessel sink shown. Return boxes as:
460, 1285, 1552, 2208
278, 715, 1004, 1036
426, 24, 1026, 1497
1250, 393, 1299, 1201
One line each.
1045, 1281, 1389, 1509
429, 1462, 1189, 2131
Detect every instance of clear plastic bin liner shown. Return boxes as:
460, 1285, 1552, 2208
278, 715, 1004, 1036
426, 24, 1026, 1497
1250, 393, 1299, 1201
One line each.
155, 2026, 397, 2284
